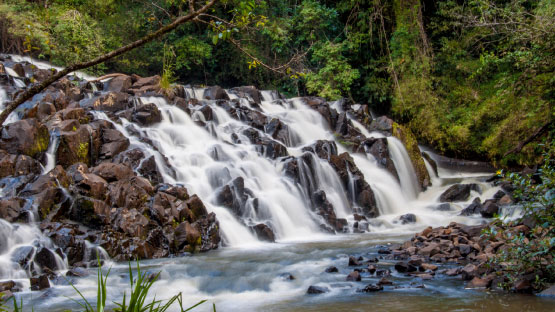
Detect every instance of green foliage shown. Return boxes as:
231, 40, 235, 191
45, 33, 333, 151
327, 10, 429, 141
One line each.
306, 41, 359, 100
489, 142, 555, 290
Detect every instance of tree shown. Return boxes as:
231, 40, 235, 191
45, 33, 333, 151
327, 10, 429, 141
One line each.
0, 0, 218, 126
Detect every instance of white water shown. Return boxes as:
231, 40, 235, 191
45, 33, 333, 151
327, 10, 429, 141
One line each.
0, 86, 6, 112
0, 219, 67, 280
42, 134, 59, 174
8, 55, 95, 81
387, 137, 420, 199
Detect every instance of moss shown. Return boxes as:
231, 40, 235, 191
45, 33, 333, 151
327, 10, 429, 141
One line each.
392, 122, 430, 189
25, 127, 50, 158
76, 141, 89, 163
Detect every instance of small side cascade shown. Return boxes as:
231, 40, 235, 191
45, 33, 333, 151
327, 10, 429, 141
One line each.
42, 132, 60, 174
386, 137, 420, 199
0, 219, 67, 280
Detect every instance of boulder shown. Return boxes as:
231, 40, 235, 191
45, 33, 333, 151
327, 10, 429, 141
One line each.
69, 196, 111, 228
439, 184, 478, 202
174, 221, 201, 251
325, 266, 338, 273
460, 198, 482, 216
56, 125, 91, 167
91, 162, 134, 182
106, 75, 132, 93
0, 197, 27, 222
132, 103, 162, 126
81, 92, 130, 112
399, 213, 416, 224
108, 176, 153, 209
30, 274, 50, 291
231, 86, 262, 104
35, 247, 59, 272
251, 224, 275, 242
0, 119, 49, 158
306, 285, 329, 294
100, 129, 130, 160
480, 201, 499, 218
360, 284, 384, 292
203, 86, 229, 100
394, 261, 418, 273
346, 271, 361, 281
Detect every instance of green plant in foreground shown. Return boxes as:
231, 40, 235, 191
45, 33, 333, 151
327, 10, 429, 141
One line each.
64, 259, 211, 312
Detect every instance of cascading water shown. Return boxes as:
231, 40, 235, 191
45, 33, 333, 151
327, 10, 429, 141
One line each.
386, 137, 420, 199
42, 132, 60, 174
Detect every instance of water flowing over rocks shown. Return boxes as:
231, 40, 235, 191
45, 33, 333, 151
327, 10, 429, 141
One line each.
2, 55, 529, 303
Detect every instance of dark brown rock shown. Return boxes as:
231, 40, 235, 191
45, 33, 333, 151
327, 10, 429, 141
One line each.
0, 119, 49, 158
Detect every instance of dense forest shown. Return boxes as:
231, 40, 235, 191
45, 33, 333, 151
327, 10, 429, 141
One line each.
1, 0, 553, 166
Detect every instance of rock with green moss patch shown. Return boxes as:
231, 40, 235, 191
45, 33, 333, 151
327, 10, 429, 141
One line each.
0, 118, 50, 158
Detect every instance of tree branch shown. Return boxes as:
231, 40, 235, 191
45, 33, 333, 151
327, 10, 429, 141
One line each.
504, 120, 553, 157
0, 0, 218, 126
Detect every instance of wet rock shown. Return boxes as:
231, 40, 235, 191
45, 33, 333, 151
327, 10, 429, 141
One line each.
108, 176, 154, 209
538, 285, 555, 297
461, 263, 478, 281
325, 266, 338, 273
369, 116, 394, 132
302, 140, 337, 160
360, 138, 398, 180
498, 195, 512, 205
346, 271, 362, 281
460, 198, 482, 216
439, 184, 479, 202
251, 223, 275, 243
376, 269, 391, 277
132, 103, 162, 126
132, 76, 160, 89
204, 86, 229, 100
231, 86, 262, 104
418, 243, 440, 257
348, 256, 361, 266
100, 128, 130, 159
377, 277, 393, 286
0, 197, 27, 222
466, 277, 491, 288
69, 196, 111, 228
174, 221, 201, 251
91, 162, 134, 182
513, 279, 532, 293
56, 125, 92, 167
395, 261, 418, 273
306, 285, 329, 294
0, 119, 49, 157
360, 284, 384, 292
435, 203, 452, 211
0, 281, 16, 292
421, 263, 438, 271
106, 75, 132, 93
399, 213, 416, 224
35, 248, 59, 272
81, 92, 130, 112
30, 274, 50, 291
480, 201, 499, 218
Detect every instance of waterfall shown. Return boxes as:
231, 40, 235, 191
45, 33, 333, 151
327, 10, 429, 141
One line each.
386, 137, 420, 199
0, 86, 6, 112
42, 133, 60, 174
0, 219, 67, 280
